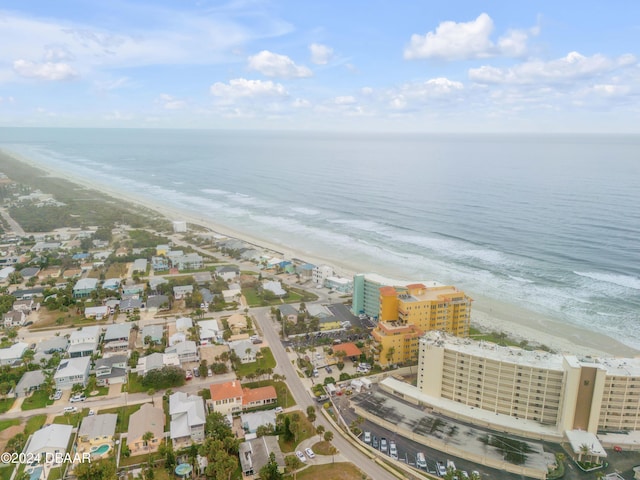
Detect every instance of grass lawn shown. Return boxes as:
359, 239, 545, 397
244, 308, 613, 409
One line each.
52, 408, 90, 426
287, 287, 319, 302
24, 415, 47, 435
242, 380, 295, 409
241, 287, 263, 307
0, 466, 12, 480
278, 410, 316, 453
100, 404, 143, 433
47, 467, 64, 480
235, 347, 276, 377
0, 418, 20, 432
0, 398, 14, 414
286, 463, 363, 480
85, 386, 110, 397
311, 441, 335, 455
21, 390, 52, 411
124, 373, 147, 394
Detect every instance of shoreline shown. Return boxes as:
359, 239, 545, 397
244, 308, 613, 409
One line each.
2, 148, 638, 358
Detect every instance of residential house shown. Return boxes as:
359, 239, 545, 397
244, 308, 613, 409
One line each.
156, 244, 170, 256
239, 248, 261, 261
135, 352, 180, 376
148, 276, 169, 291
277, 304, 299, 324
151, 256, 169, 272
102, 278, 121, 291
176, 317, 193, 333
122, 283, 145, 296
165, 340, 198, 365
216, 266, 239, 282
146, 295, 170, 314
238, 436, 285, 477
128, 403, 166, 455
0, 342, 28, 366
12, 299, 39, 313
193, 272, 212, 284
19, 267, 40, 279
94, 355, 128, 386
170, 253, 203, 270
295, 263, 315, 281
169, 332, 186, 347
141, 325, 164, 345
119, 297, 143, 313
31, 241, 61, 253
38, 337, 68, 354
72, 278, 98, 298
132, 258, 147, 273
241, 385, 277, 410
102, 323, 132, 356
68, 326, 100, 358
54, 356, 91, 390
229, 340, 259, 364
84, 305, 109, 320
173, 285, 194, 300
198, 319, 221, 345
0, 266, 15, 282
15, 370, 46, 398
226, 313, 247, 334
325, 276, 353, 293
10, 287, 44, 300
23, 425, 73, 466
221, 287, 242, 303
78, 414, 117, 449
209, 381, 277, 416
241, 410, 277, 435
262, 280, 286, 297
62, 268, 82, 279
199, 288, 215, 305
3, 310, 25, 328
312, 264, 334, 286
169, 392, 206, 448
209, 380, 243, 416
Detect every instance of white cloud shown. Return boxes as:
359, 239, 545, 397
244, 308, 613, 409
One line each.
591, 84, 631, 97
210, 78, 288, 100
333, 95, 356, 105
157, 94, 187, 110
13, 59, 77, 80
247, 50, 312, 78
309, 43, 333, 65
404, 13, 535, 61
292, 98, 311, 108
386, 77, 464, 110
469, 52, 638, 84
361, 87, 374, 95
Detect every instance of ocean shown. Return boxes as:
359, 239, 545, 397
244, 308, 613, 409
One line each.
1, 128, 639, 348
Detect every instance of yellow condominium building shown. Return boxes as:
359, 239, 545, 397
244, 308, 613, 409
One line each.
418, 331, 640, 434
373, 284, 471, 366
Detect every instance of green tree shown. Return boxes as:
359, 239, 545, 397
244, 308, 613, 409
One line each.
259, 452, 283, 480
74, 458, 116, 480
324, 431, 333, 442
142, 431, 154, 462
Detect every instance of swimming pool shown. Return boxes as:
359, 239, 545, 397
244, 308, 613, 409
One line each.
90, 444, 111, 455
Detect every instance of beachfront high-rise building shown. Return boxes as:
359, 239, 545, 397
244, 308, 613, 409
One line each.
416, 331, 640, 434
372, 283, 472, 367
351, 273, 443, 319
172, 220, 187, 233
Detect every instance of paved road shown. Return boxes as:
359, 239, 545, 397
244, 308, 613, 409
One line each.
251, 306, 400, 480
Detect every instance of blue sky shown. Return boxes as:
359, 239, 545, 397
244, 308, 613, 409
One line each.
1, 0, 639, 132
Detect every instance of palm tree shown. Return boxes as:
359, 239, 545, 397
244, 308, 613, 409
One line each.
142, 431, 154, 462
385, 346, 396, 365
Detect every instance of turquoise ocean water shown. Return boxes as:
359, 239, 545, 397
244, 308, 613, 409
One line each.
1, 128, 639, 348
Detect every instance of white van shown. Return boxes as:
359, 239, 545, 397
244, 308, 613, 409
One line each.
63, 406, 77, 413
416, 452, 427, 469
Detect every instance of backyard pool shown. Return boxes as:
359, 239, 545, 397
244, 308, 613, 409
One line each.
90, 444, 111, 456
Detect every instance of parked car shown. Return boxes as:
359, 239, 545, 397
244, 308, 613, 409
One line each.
416, 452, 427, 469
51, 390, 62, 401
208, 368, 213, 377
372, 436, 379, 449
436, 461, 447, 477
389, 441, 398, 459
275, 406, 284, 414
295, 451, 306, 463
185, 370, 193, 380
193, 368, 200, 377
305, 448, 315, 459
380, 437, 388, 454
325, 366, 332, 373
63, 406, 77, 413
363, 431, 371, 444
69, 394, 85, 403
88, 409, 95, 416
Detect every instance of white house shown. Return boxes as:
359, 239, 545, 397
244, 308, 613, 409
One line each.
176, 317, 193, 332
222, 288, 242, 303
198, 319, 221, 345
135, 352, 180, 376
312, 264, 334, 286
54, 356, 91, 389
173, 285, 194, 300
216, 266, 239, 282
68, 326, 100, 358
229, 340, 259, 364
84, 306, 109, 320
169, 392, 206, 449
103, 323, 132, 355
0, 342, 28, 366
165, 340, 199, 364
262, 281, 286, 297
23, 424, 73, 465
3, 310, 26, 328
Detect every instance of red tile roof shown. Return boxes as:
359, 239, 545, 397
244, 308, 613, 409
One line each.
209, 380, 243, 401
332, 342, 362, 357
242, 386, 277, 405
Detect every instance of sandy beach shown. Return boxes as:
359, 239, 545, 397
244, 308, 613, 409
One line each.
4, 149, 639, 359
